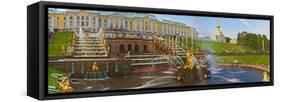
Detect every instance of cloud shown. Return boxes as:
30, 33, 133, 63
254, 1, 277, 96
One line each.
239, 19, 252, 29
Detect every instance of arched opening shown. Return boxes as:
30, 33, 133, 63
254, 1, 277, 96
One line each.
144, 45, 148, 52
134, 44, 139, 53
119, 44, 125, 53
127, 44, 132, 52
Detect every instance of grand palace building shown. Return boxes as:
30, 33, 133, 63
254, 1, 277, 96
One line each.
48, 10, 198, 38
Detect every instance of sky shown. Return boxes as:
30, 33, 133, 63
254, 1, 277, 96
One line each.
50, 8, 270, 39
154, 14, 270, 39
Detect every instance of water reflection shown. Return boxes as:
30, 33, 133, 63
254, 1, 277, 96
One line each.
71, 67, 263, 92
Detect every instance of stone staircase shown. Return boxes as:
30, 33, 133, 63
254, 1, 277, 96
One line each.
173, 45, 187, 57
74, 37, 107, 57
153, 36, 187, 67
125, 54, 169, 67
123, 35, 187, 68
157, 36, 187, 57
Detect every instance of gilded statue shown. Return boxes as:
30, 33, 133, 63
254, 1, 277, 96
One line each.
58, 76, 73, 93
92, 62, 99, 72
184, 50, 193, 69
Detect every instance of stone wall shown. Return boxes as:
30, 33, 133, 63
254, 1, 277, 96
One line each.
106, 38, 155, 55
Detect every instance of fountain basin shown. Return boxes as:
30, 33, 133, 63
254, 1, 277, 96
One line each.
207, 67, 264, 84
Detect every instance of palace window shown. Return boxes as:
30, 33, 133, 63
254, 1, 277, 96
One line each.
86, 16, 89, 20
115, 19, 118, 28
56, 22, 59, 27
145, 22, 148, 30
86, 21, 89, 26
125, 20, 128, 30
81, 21, 85, 26
70, 21, 73, 26
98, 18, 102, 27
81, 16, 84, 20
92, 22, 95, 27
120, 19, 123, 29
76, 16, 80, 20
76, 21, 80, 26
69, 15, 73, 19
130, 21, 133, 30
104, 19, 107, 28
109, 18, 113, 28
92, 16, 96, 20
137, 21, 140, 30
141, 21, 144, 30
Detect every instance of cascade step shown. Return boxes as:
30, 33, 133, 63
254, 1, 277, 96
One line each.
76, 37, 99, 39
75, 47, 105, 50
74, 28, 108, 57
75, 44, 104, 47
75, 42, 103, 44
75, 51, 106, 53
130, 57, 166, 61
130, 61, 169, 66
126, 55, 162, 58
126, 54, 170, 66
73, 55, 108, 57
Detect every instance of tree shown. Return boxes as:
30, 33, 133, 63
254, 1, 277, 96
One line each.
237, 32, 269, 52
225, 37, 231, 43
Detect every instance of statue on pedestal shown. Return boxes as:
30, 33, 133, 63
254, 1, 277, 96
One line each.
58, 75, 73, 93
91, 62, 99, 72
262, 71, 270, 82
184, 50, 193, 70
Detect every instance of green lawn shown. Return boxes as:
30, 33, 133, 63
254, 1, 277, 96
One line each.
194, 39, 254, 53
178, 38, 254, 53
177, 38, 269, 66
48, 32, 74, 57
48, 66, 65, 94
216, 55, 270, 66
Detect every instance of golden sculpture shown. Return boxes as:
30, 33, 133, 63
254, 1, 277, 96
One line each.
58, 76, 73, 93
176, 50, 194, 81
92, 62, 99, 72
184, 50, 193, 69
262, 71, 270, 82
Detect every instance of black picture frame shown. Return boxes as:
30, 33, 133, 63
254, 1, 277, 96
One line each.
27, 1, 274, 100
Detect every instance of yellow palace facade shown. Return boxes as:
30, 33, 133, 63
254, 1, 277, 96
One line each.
48, 10, 196, 37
